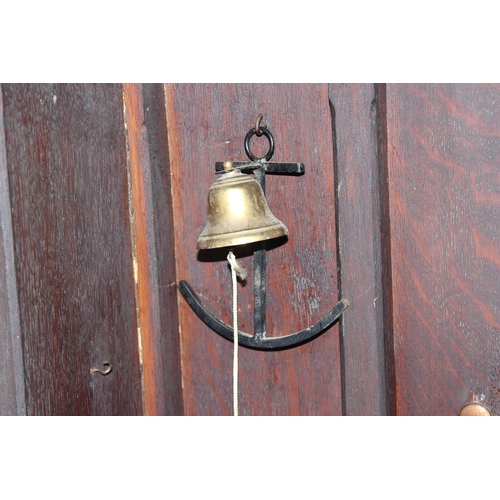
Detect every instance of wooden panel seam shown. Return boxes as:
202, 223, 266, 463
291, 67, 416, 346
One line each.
163, 83, 187, 414
375, 83, 397, 415
141, 83, 184, 415
330, 83, 389, 415
124, 83, 185, 415
123, 83, 157, 415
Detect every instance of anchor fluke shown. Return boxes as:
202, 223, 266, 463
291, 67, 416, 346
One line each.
178, 280, 348, 351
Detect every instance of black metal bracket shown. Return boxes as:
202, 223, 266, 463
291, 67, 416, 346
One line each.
178, 123, 348, 351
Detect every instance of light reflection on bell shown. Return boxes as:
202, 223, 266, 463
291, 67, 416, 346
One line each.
197, 168, 288, 250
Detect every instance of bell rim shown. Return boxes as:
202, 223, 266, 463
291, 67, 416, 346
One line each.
197, 222, 288, 250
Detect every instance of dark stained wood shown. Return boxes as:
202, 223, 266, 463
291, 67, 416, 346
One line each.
124, 83, 183, 415
5, 83, 498, 417
142, 84, 184, 415
2, 84, 143, 415
166, 83, 343, 415
329, 83, 389, 415
385, 84, 500, 415
0, 86, 26, 415
375, 83, 397, 416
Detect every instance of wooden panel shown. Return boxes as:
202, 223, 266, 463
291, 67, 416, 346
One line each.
124, 83, 183, 415
2, 84, 143, 415
329, 83, 390, 415
166, 83, 343, 415
142, 83, 184, 415
0, 86, 26, 415
386, 84, 500, 415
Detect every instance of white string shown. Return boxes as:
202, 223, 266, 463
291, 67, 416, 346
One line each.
227, 251, 247, 417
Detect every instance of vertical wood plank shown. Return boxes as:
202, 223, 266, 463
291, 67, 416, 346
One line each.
142, 84, 184, 415
329, 83, 389, 415
124, 83, 183, 415
2, 84, 143, 415
376, 84, 397, 416
0, 85, 26, 415
166, 84, 343, 415
386, 84, 500, 415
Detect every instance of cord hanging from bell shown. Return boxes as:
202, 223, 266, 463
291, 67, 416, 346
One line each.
227, 251, 247, 416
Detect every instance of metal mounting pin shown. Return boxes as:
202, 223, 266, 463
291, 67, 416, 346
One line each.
255, 113, 266, 136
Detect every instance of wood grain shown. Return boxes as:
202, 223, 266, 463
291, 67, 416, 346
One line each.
329, 83, 390, 415
2, 84, 143, 415
386, 84, 500, 415
0, 86, 26, 415
124, 83, 157, 414
6, 83, 496, 416
166, 83, 343, 415
125, 83, 183, 415
376, 83, 397, 415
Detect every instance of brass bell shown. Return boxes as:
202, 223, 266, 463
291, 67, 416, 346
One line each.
197, 165, 288, 250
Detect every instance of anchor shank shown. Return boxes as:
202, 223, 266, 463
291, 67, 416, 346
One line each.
254, 246, 266, 340
253, 167, 266, 340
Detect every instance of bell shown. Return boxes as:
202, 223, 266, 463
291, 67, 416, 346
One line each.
197, 167, 288, 249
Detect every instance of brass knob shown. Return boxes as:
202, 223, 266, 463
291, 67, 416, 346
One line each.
459, 403, 491, 416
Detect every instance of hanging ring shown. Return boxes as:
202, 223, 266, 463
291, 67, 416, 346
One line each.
244, 126, 274, 162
